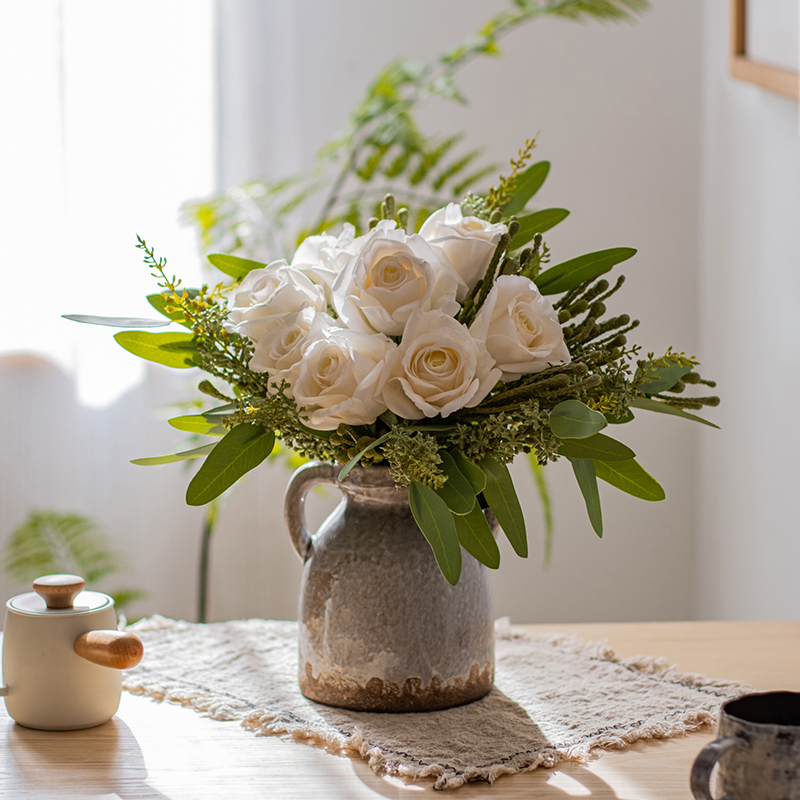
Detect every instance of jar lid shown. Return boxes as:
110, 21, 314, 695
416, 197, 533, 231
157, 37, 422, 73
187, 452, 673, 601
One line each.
8, 590, 112, 616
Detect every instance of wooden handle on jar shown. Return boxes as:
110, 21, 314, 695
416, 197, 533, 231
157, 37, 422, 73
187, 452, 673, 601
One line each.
74, 630, 144, 670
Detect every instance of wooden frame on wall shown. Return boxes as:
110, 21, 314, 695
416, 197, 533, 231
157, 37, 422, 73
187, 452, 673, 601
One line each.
730, 0, 800, 100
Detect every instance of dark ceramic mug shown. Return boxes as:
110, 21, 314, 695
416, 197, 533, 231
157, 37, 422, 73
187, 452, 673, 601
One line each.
691, 691, 800, 800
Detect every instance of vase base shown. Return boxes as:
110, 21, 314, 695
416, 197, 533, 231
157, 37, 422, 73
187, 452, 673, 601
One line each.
299, 660, 494, 713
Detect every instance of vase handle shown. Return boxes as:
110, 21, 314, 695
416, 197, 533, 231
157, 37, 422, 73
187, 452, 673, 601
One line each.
284, 461, 338, 562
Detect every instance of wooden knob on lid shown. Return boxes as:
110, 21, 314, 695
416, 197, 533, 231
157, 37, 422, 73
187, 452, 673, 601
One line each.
33, 574, 86, 609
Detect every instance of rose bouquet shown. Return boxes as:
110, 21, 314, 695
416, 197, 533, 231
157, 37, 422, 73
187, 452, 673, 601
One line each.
68, 145, 718, 586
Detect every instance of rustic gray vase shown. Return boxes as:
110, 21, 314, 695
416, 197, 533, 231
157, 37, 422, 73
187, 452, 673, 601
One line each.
284, 462, 495, 712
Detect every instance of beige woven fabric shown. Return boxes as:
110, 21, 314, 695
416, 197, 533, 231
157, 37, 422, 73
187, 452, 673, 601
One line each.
123, 617, 750, 790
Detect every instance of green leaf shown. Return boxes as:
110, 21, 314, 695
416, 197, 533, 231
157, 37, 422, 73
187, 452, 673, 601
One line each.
435, 452, 476, 515
557, 433, 635, 462
168, 415, 228, 436
479, 457, 527, 558
508, 208, 569, 251
605, 408, 635, 425
114, 331, 199, 369
207, 254, 266, 281
147, 293, 191, 328
450, 451, 486, 494
635, 363, 693, 394
62, 314, 169, 328
570, 458, 603, 537
131, 443, 217, 466
186, 424, 275, 506
549, 400, 607, 439
503, 161, 550, 216
629, 396, 720, 429
593, 458, 665, 502
409, 481, 462, 586
535, 247, 637, 296
453, 505, 500, 569
527, 452, 554, 567
337, 432, 392, 483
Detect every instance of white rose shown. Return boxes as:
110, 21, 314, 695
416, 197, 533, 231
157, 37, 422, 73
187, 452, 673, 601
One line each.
226, 261, 326, 342
469, 274, 571, 381
248, 307, 337, 395
332, 227, 463, 337
291, 223, 357, 304
419, 203, 507, 301
292, 328, 395, 430
376, 308, 501, 419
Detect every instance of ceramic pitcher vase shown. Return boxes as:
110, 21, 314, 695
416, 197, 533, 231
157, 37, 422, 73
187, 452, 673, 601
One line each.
284, 462, 496, 712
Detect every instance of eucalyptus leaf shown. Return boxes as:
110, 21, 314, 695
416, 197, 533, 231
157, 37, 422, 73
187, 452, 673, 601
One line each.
605, 408, 635, 425
453, 505, 500, 569
535, 247, 637, 296
168, 414, 228, 436
62, 314, 169, 329
570, 458, 603, 537
207, 254, 266, 281
549, 399, 607, 439
508, 208, 569, 251
114, 331, 199, 369
409, 481, 462, 586
629, 396, 720, 429
557, 433, 635, 462
337, 432, 391, 482
435, 452, 476, 515
593, 458, 665, 502
503, 160, 550, 216
479, 457, 527, 558
527, 452, 554, 567
186, 424, 275, 506
131, 442, 217, 466
450, 451, 486, 494
635, 362, 693, 395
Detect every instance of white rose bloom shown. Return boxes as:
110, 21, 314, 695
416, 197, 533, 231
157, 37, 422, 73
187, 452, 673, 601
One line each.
248, 307, 337, 395
226, 261, 326, 343
419, 203, 507, 301
292, 328, 395, 430
376, 308, 501, 419
291, 224, 357, 304
469, 274, 571, 382
332, 227, 463, 337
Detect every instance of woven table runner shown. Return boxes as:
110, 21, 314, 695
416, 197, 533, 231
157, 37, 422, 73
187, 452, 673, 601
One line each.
122, 617, 750, 790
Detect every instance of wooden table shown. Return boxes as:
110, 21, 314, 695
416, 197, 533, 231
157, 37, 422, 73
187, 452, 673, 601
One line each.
0, 620, 797, 799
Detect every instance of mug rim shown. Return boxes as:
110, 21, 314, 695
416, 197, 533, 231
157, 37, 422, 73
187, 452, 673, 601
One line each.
722, 690, 800, 729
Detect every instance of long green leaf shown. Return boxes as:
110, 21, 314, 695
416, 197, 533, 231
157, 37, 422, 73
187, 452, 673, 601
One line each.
557, 432, 635, 462
450, 451, 486, 494
186, 424, 275, 506
527, 452, 554, 567
630, 397, 720, 429
435, 452, 476, 515
479, 457, 527, 558
337, 432, 392, 482
409, 481, 462, 586
168, 415, 228, 436
606, 408, 635, 425
508, 208, 570, 251
63, 314, 169, 328
535, 247, 637, 296
635, 362, 693, 395
207, 254, 266, 281
593, 458, 665, 501
453, 505, 500, 569
147, 293, 192, 328
503, 161, 550, 216
570, 458, 603, 537
114, 331, 199, 369
549, 399, 607, 439
131, 443, 217, 466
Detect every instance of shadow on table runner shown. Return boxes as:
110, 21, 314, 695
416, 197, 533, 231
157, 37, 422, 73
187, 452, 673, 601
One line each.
122, 617, 752, 790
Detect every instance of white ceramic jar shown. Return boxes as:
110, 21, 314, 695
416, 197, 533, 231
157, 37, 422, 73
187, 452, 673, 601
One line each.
0, 574, 143, 730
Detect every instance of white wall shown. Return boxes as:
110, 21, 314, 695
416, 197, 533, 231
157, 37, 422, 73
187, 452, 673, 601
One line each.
212, 0, 707, 624
697, 1, 800, 619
